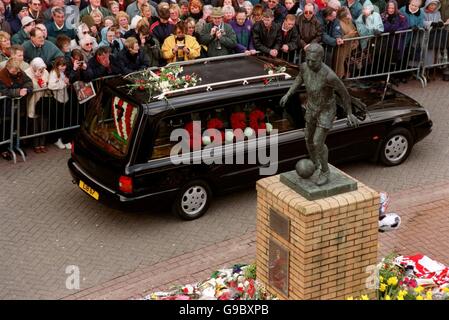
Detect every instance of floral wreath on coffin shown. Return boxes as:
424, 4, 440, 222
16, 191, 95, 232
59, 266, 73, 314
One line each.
122, 66, 202, 101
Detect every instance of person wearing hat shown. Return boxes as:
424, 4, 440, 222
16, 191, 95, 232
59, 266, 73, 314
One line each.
11, 16, 35, 45
199, 7, 237, 56
252, 9, 282, 58
9, 5, 30, 34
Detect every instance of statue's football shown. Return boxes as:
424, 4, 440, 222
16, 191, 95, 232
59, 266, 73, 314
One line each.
295, 159, 315, 179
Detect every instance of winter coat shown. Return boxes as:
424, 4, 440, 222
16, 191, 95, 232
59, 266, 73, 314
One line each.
79, 5, 112, 19
296, 14, 323, 49
114, 47, 150, 75
23, 40, 64, 67
340, 0, 364, 21
161, 35, 201, 63
0, 67, 33, 98
11, 29, 30, 45
382, 0, 410, 32
399, 5, 425, 29
85, 56, 121, 81
199, 22, 237, 57
252, 21, 282, 55
24, 67, 50, 118
98, 27, 124, 57
48, 70, 69, 104
279, 26, 299, 62
150, 21, 175, 44
0, 16, 11, 35
45, 21, 77, 41
423, 0, 443, 28
322, 18, 343, 47
230, 19, 255, 53
356, 0, 384, 49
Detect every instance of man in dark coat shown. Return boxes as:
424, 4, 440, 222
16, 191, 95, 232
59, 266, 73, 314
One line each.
279, 14, 298, 62
252, 9, 282, 58
85, 47, 121, 81
114, 37, 150, 75
22, 27, 63, 66
296, 4, 323, 51
45, 7, 76, 42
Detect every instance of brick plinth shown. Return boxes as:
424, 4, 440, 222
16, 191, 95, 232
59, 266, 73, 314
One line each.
256, 174, 379, 300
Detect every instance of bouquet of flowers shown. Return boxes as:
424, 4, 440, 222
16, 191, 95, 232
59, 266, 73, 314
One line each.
144, 264, 277, 300
262, 63, 287, 85
123, 66, 201, 101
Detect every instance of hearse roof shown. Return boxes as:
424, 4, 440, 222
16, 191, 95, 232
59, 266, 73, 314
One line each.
106, 54, 299, 105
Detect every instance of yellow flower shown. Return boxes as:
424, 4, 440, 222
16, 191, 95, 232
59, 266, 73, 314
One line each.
414, 286, 424, 294
425, 291, 433, 300
379, 283, 387, 292
346, 296, 354, 300
443, 287, 449, 293
416, 295, 423, 300
397, 295, 404, 300
379, 275, 384, 283
361, 294, 369, 300
384, 295, 391, 300
387, 276, 398, 286
398, 290, 408, 297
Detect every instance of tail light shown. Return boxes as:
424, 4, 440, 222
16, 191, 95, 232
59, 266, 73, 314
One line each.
119, 176, 133, 194
71, 141, 74, 157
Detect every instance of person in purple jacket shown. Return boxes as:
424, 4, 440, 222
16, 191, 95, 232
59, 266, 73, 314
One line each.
230, 8, 256, 54
381, 0, 410, 71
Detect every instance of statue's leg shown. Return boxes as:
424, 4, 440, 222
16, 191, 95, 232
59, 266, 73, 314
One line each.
305, 122, 320, 171
313, 126, 330, 186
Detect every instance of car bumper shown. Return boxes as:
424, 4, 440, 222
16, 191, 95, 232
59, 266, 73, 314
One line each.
68, 158, 177, 210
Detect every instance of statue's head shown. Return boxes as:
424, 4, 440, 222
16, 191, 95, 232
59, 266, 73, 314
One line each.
305, 43, 324, 72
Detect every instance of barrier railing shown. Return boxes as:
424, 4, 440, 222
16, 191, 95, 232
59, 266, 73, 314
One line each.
421, 25, 449, 83
296, 28, 428, 86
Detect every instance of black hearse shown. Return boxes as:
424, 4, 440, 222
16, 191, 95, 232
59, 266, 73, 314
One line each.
68, 55, 432, 220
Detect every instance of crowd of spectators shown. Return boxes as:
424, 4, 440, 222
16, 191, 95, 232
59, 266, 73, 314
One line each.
0, 0, 449, 158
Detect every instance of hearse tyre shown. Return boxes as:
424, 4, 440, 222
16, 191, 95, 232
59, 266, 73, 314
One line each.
173, 180, 212, 220
380, 127, 414, 166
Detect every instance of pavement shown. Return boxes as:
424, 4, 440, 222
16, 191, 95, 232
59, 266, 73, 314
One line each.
1, 78, 449, 300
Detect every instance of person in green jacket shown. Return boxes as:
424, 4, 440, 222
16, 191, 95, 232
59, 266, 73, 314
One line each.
199, 7, 237, 57
22, 28, 63, 67
11, 16, 35, 45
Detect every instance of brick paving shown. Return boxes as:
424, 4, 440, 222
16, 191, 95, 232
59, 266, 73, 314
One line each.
66, 180, 449, 300
1, 79, 448, 299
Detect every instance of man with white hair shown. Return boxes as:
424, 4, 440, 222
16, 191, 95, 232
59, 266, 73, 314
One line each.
46, 7, 76, 41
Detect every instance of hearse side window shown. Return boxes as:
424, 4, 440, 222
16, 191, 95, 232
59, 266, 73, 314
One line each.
149, 96, 302, 160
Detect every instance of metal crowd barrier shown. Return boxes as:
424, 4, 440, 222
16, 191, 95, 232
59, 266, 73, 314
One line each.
296, 28, 429, 87
11, 75, 117, 162
421, 25, 449, 84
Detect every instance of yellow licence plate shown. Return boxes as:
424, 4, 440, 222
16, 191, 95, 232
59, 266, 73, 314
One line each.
79, 180, 99, 200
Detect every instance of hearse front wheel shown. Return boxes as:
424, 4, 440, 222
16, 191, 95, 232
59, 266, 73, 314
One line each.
173, 180, 212, 220
380, 127, 414, 166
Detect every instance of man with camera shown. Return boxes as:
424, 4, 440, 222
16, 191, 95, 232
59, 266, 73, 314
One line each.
199, 7, 237, 57
162, 21, 201, 63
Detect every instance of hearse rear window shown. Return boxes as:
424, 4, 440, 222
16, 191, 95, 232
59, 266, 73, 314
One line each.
83, 95, 139, 157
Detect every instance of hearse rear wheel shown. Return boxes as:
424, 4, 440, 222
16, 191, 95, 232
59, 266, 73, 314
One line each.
380, 127, 414, 166
173, 180, 212, 220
